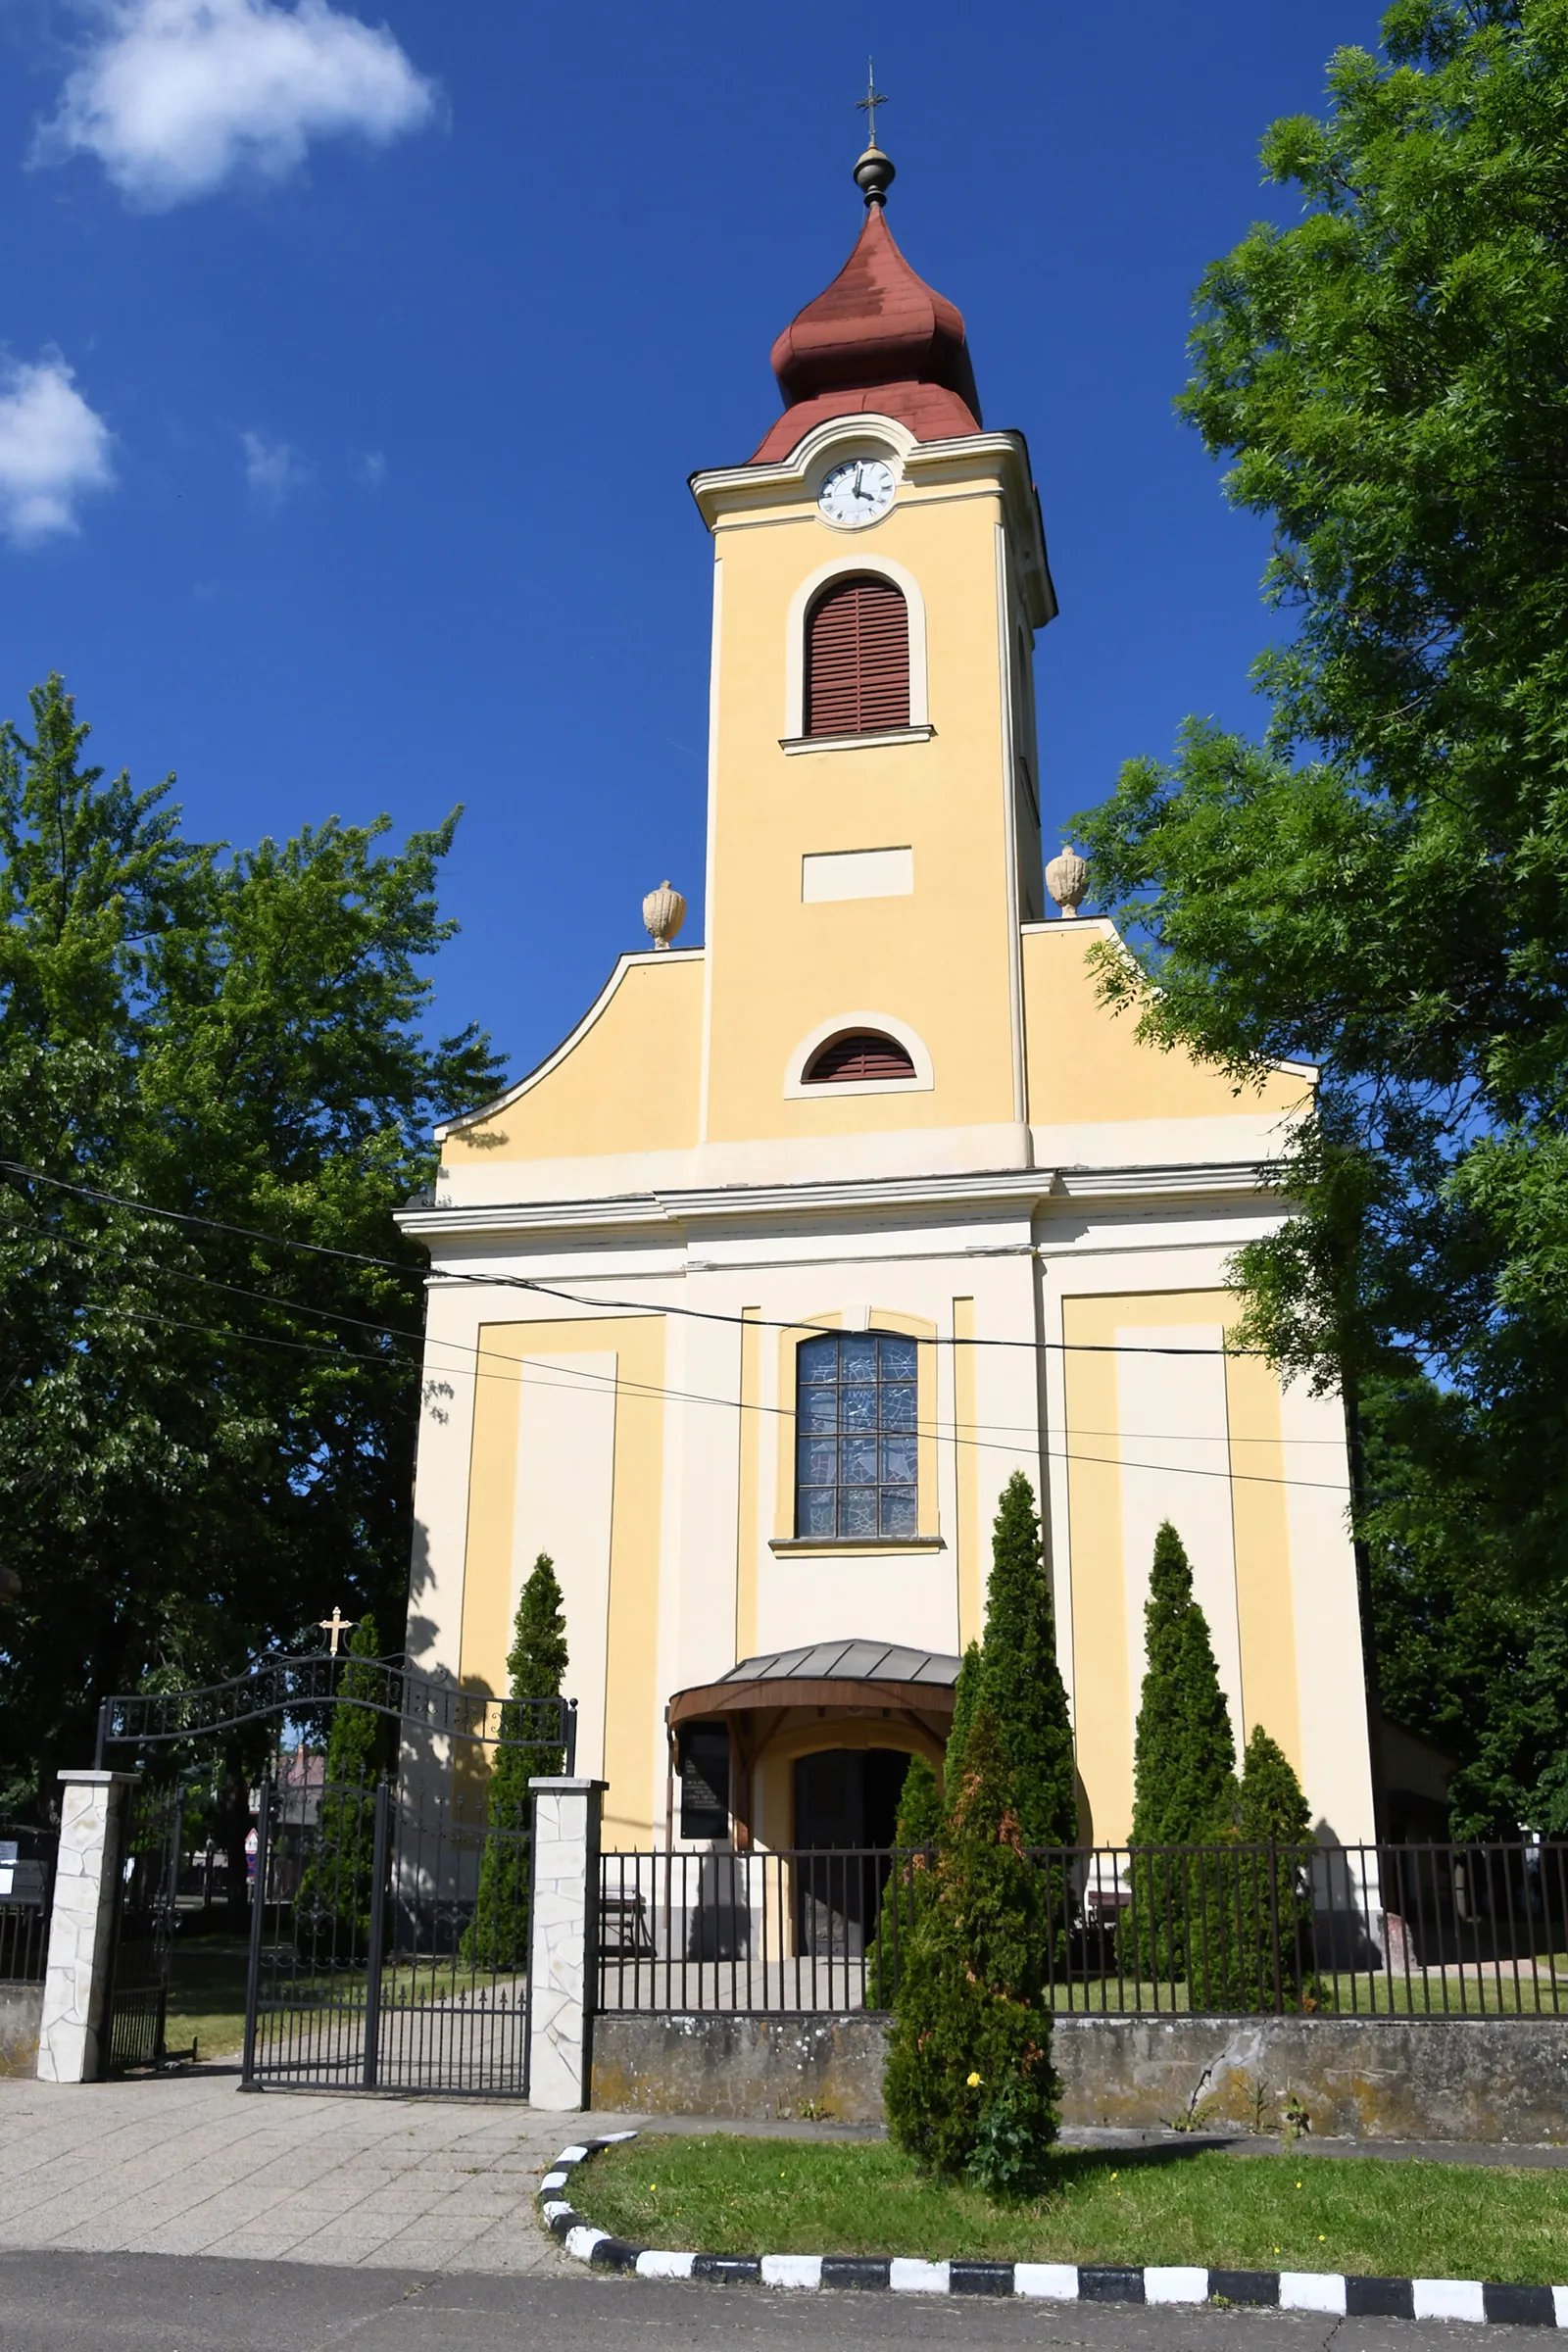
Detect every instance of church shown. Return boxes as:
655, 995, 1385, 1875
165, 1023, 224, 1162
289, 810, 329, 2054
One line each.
398, 135, 1377, 1860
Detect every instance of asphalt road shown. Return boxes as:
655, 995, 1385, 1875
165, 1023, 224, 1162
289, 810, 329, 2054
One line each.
0, 2254, 1558, 2352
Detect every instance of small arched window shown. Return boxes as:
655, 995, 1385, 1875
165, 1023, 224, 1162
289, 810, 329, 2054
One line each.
803, 1031, 916, 1085
805, 575, 909, 738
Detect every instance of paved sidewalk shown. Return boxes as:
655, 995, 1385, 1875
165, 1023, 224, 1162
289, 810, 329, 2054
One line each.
0, 2068, 624, 2272
4, 2068, 1564, 2286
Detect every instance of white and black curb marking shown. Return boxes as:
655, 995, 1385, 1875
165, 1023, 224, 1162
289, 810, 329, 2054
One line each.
540, 2133, 1568, 2326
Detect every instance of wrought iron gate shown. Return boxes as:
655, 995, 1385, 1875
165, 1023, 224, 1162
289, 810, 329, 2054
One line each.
241, 1767, 534, 2095
104, 1777, 183, 2075
95, 1648, 574, 2097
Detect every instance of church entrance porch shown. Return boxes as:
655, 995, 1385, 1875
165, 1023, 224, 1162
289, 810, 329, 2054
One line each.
793, 1747, 909, 1960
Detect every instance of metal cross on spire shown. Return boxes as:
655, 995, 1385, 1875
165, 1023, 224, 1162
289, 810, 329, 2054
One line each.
856, 59, 888, 147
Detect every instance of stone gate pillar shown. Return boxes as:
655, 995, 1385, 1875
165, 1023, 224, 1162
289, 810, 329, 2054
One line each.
526, 1777, 605, 2110
36, 1770, 138, 2085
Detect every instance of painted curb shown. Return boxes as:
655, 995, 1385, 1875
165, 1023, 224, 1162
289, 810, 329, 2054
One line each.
539, 2133, 1568, 2325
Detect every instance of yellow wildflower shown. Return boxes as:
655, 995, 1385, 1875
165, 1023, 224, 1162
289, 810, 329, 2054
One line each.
966, 2071, 983, 2087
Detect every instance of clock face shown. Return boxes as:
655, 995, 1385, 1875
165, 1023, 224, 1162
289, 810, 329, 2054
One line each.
817, 456, 896, 527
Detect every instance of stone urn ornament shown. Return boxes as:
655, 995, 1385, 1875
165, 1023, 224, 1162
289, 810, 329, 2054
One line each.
642, 879, 686, 951
1046, 843, 1089, 918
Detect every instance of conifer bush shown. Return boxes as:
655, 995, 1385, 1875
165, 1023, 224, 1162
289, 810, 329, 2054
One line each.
943, 1640, 983, 1806
979, 1472, 1078, 1964
865, 1752, 942, 2009
461, 1553, 567, 1973
1124, 1523, 1237, 1986
294, 1613, 383, 1956
1235, 1724, 1319, 2011
883, 1709, 1059, 2185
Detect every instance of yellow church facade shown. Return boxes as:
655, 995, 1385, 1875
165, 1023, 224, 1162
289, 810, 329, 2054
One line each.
398, 150, 1376, 1859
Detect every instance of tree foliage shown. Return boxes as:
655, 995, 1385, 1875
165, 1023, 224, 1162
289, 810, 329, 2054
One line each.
1363, 1377, 1568, 1833
865, 1753, 943, 2012
883, 1708, 1059, 2185
462, 1553, 569, 1972
0, 676, 502, 1815
980, 1473, 1078, 1848
943, 1641, 983, 1807
1129, 1523, 1238, 1846
294, 1612, 385, 1954
1074, 0, 1568, 1595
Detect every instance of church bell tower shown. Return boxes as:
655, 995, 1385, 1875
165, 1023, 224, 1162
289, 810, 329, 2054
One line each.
689, 132, 1056, 1174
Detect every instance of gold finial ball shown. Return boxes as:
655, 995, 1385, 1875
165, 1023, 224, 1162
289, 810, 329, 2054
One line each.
1046, 844, 1089, 918
642, 878, 686, 951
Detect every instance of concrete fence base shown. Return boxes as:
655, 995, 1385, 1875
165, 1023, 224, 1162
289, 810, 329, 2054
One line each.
0, 1984, 43, 2079
591, 2011, 1568, 2144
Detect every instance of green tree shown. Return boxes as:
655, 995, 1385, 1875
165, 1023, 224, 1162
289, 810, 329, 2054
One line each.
866, 1752, 943, 2009
0, 677, 502, 1817
981, 1474, 1078, 1848
294, 1614, 384, 1954
1074, 0, 1568, 1599
1230, 1726, 1320, 2012
883, 1708, 1059, 2185
943, 1641, 983, 1809
1125, 1523, 1238, 1986
462, 1554, 568, 1972
1363, 1376, 1568, 1834
1130, 1524, 1237, 1846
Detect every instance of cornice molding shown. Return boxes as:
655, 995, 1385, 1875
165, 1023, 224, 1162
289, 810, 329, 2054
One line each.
689, 416, 1054, 628
1054, 1160, 1281, 1201
395, 1159, 1288, 1250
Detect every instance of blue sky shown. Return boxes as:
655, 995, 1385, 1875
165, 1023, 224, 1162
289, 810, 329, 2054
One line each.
0, 0, 1379, 1089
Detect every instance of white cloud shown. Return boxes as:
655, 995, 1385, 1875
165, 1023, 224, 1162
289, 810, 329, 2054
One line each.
351, 447, 385, 488
38, 0, 437, 209
0, 356, 115, 544
242, 427, 305, 509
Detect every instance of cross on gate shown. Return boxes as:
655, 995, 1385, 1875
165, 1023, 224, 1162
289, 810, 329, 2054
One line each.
318, 1605, 352, 1656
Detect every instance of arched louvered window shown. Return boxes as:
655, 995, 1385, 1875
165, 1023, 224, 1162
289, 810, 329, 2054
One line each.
805, 575, 910, 738
804, 1031, 916, 1085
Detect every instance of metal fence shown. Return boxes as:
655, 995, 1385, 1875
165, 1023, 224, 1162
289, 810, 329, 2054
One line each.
0, 1824, 57, 1984
597, 1840, 1568, 2019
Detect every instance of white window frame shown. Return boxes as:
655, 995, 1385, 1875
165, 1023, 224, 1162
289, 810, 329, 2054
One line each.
783, 1011, 935, 1100
784, 555, 930, 744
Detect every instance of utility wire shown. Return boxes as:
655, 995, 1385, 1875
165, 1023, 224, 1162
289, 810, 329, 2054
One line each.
0, 1157, 1276, 1360
43, 1222, 1353, 1446
96, 1298, 1357, 1498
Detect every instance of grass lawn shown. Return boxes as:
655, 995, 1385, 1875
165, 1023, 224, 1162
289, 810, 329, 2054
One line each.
581, 2136, 1568, 2284
166, 1936, 251, 2060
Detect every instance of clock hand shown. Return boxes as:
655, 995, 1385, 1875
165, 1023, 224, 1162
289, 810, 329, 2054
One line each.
852, 464, 865, 499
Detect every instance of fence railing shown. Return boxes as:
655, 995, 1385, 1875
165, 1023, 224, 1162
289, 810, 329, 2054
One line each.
596, 1840, 1568, 2019
0, 1825, 58, 1984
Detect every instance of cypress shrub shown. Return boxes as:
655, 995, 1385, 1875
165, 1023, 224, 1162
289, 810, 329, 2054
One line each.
866, 1753, 942, 2008
884, 1708, 1059, 2185
295, 1613, 382, 1957
980, 1472, 1077, 1968
981, 1473, 1078, 1848
1234, 1725, 1319, 2011
462, 1553, 568, 1973
1124, 1524, 1237, 1986
944, 1640, 983, 1806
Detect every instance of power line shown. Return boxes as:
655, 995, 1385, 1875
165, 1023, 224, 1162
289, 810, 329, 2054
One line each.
0, 1157, 1278, 1360
44, 1220, 1353, 1446
92, 1298, 1360, 1499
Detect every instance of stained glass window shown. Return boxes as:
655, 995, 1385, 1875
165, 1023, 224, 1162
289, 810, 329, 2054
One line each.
795, 1330, 919, 1540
